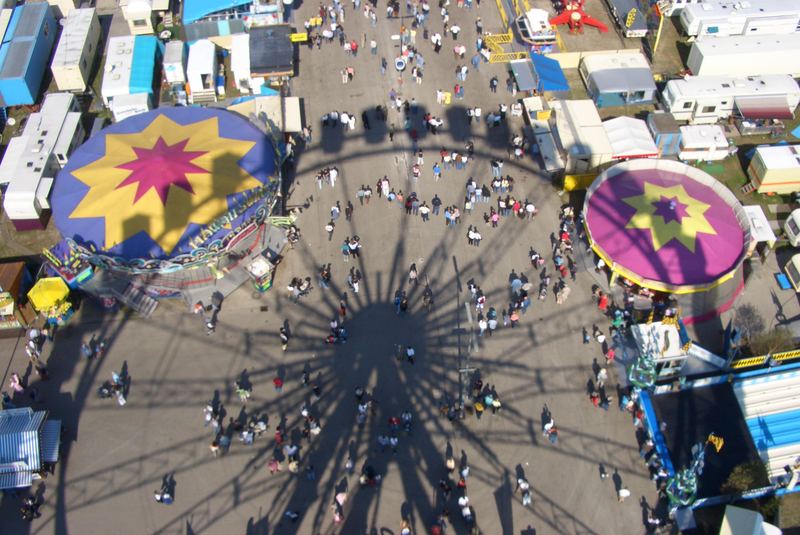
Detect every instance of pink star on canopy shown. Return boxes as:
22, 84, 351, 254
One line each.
115, 137, 207, 204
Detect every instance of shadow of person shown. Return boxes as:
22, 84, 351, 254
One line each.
612, 468, 622, 493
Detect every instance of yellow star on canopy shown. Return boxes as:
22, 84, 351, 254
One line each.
69, 115, 261, 255
622, 182, 716, 252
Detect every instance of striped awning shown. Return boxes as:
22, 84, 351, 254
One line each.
735, 95, 796, 120
0, 408, 45, 471
0, 469, 32, 490
40, 420, 61, 463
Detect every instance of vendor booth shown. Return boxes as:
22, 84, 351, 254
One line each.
603, 116, 658, 160
530, 53, 569, 95
0, 261, 34, 337
27, 277, 73, 326
245, 254, 275, 292
0, 408, 61, 490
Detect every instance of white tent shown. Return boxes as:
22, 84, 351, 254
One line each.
227, 96, 303, 132
603, 116, 658, 160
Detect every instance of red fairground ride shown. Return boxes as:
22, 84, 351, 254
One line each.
549, 0, 609, 34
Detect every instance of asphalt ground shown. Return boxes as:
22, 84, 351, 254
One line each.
0, 2, 708, 534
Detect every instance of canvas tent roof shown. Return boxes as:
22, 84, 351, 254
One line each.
589, 68, 656, 94
187, 39, 215, 76
552, 100, 613, 158
231, 32, 249, 74
509, 60, 535, 92
249, 25, 293, 76
228, 96, 302, 132
603, 116, 658, 159
530, 52, 569, 92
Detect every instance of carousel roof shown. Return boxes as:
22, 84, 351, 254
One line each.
583, 159, 750, 293
52, 107, 278, 260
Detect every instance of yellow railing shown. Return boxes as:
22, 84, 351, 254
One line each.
490, 51, 529, 63
730, 349, 800, 369
553, 25, 566, 52
484, 31, 527, 63
485, 31, 513, 50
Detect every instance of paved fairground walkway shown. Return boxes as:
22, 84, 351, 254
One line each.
0, 1, 684, 534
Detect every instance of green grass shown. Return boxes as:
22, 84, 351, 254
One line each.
780, 492, 800, 529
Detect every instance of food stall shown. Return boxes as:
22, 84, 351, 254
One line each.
245, 255, 276, 292
0, 261, 35, 337
27, 277, 73, 326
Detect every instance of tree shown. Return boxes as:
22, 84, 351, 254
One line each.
750, 327, 795, 357
735, 304, 765, 345
720, 462, 769, 494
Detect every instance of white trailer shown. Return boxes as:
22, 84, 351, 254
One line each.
50, 8, 101, 92
678, 124, 731, 161
687, 35, 800, 77
0, 93, 83, 230
660, 0, 703, 17
186, 39, 218, 104
163, 40, 186, 84
662, 75, 800, 124
681, 0, 800, 38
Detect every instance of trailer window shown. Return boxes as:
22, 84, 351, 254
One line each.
789, 218, 800, 236
682, 101, 693, 110
701, 105, 716, 113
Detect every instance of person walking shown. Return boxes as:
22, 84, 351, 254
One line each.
325, 220, 335, 241
596, 367, 608, 389
280, 326, 290, 351
408, 263, 418, 286
419, 202, 430, 221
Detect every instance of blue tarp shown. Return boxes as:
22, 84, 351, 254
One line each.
129, 36, 159, 95
530, 52, 569, 93
183, 0, 252, 24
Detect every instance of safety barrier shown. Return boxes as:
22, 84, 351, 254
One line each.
730, 349, 800, 370
484, 31, 528, 63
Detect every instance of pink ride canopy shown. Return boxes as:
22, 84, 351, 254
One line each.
583, 160, 750, 293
